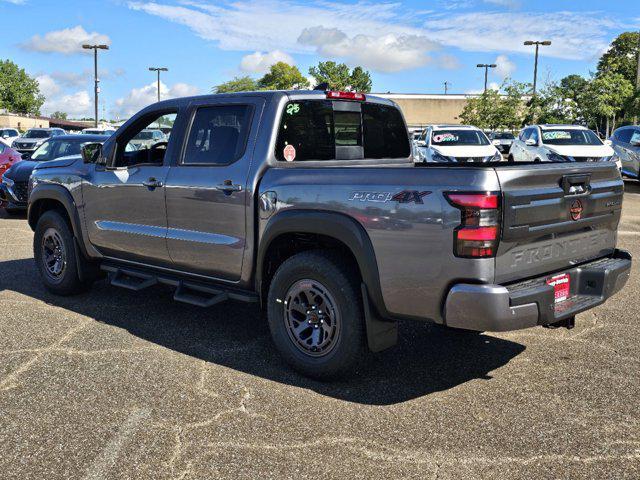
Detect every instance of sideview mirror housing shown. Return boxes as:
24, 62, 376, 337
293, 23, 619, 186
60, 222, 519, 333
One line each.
82, 142, 103, 164
631, 140, 640, 147
492, 139, 501, 146
604, 139, 613, 146
415, 140, 427, 147
525, 139, 537, 146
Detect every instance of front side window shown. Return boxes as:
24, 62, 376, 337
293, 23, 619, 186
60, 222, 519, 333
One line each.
183, 105, 252, 165
630, 129, 640, 145
615, 129, 633, 143
541, 129, 602, 146
431, 129, 490, 146
114, 112, 176, 168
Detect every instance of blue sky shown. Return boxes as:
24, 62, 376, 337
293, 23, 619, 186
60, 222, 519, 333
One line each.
0, 0, 637, 119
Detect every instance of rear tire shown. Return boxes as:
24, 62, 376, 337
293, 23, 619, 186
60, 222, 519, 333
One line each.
267, 250, 366, 379
33, 210, 92, 295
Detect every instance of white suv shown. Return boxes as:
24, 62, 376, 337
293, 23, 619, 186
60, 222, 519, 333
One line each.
509, 124, 617, 166
413, 125, 502, 163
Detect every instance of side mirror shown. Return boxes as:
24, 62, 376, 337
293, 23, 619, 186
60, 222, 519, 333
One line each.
631, 140, 640, 147
415, 140, 427, 147
21, 153, 31, 160
492, 139, 501, 146
604, 139, 613, 146
82, 142, 102, 164
525, 139, 537, 146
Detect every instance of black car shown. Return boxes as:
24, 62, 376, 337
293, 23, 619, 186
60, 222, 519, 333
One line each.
488, 131, 516, 154
0, 134, 109, 214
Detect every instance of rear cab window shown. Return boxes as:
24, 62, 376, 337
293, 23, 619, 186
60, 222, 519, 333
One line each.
275, 99, 410, 162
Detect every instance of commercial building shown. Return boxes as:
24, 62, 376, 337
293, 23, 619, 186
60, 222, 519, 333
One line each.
0, 111, 92, 132
374, 93, 479, 132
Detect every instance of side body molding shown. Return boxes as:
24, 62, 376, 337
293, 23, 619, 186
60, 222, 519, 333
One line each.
257, 210, 397, 352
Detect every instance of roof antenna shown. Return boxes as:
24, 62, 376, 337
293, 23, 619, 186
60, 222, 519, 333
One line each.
314, 82, 329, 91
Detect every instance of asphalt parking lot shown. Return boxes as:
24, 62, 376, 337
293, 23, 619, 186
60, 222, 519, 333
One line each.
1, 184, 639, 480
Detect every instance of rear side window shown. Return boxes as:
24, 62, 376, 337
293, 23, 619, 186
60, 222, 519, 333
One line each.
275, 100, 409, 161
183, 105, 252, 165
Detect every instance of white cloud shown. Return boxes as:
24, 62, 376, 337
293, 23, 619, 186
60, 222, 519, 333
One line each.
423, 12, 619, 61
42, 91, 93, 117
240, 50, 294, 74
2, 0, 27, 4
466, 82, 500, 95
494, 54, 515, 79
36, 74, 62, 98
113, 81, 199, 117
298, 26, 439, 73
483, 0, 521, 8
128, 1, 623, 64
20, 25, 111, 55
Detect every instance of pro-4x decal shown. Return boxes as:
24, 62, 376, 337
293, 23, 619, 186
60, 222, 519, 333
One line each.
391, 190, 432, 204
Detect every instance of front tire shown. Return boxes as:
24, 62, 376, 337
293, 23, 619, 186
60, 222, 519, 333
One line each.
33, 210, 91, 295
267, 250, 366, 379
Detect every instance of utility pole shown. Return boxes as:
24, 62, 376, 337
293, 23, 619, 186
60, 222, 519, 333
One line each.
149, 67, 168, 103
82, 44, 109, 128
444, 81, 451, 94
476, 64, 497, 92
524, 40, 552, 95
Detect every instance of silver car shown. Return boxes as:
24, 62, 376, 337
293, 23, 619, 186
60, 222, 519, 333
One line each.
611, 126, 640, 180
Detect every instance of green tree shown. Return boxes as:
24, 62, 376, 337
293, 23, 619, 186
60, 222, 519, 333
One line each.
308, 61, 372, 92
50, 111, 68, 120
213, 76, 258, 94
257, 62, 309, 90
459, 80, 527, 131
586, 72, 634, 136
597, 32, 640, 84
0, 59, 44, 115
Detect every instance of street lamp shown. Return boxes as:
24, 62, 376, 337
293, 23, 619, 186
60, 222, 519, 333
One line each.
149, 67, 168, 103
524, 40, 552, 95
476, 64, 497, 92
82, 44, 109, 128
444, 81, 451, 95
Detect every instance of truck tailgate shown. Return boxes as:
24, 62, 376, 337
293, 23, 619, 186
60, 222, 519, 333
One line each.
494, 162, 623, 284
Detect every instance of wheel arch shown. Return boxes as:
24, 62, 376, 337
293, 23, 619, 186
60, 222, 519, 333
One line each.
256, 210, 389, 319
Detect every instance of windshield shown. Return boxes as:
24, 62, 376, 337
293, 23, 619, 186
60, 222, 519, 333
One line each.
134, 131, 155, 140
431, 130, 489, 146
31, 139, 91, 162
541, 129, 602, 146
24, 130, 51, 139
491, 132, 515, 140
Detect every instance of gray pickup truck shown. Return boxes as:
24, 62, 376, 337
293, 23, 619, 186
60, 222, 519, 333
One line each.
27, 90, 631, 378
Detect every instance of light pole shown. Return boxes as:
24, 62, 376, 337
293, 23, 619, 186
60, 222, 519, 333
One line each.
444, 81, 451, 95
149, 67, 168, 103
524, 40, 552, 95
476, 64, 497, 92
82, 44, 109, 128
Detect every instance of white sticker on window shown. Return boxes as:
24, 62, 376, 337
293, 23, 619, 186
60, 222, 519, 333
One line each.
283, 144, 296, 162
433, 133, 458, 143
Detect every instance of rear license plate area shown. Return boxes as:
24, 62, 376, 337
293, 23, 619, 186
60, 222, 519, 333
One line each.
547, 273, 570, 303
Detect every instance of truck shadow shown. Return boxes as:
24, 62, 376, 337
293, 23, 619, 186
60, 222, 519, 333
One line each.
623, 179, 640, 194
0, 257, 525, 406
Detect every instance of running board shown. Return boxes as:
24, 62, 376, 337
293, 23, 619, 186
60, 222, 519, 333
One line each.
173, 282, 229, 308
109, 269, 157, 291
101, 264, 258, 307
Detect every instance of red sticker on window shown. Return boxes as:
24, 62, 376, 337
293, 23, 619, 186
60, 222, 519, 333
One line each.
283, 144, 296, 162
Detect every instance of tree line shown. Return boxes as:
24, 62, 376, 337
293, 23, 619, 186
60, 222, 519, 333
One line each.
214, 61, 372, 93
460, 32, 640, 137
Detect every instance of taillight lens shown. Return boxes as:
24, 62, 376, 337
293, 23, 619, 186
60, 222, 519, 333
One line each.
445, 192, 501, 258
0, 164, 8, 183
326, 91, 366, 101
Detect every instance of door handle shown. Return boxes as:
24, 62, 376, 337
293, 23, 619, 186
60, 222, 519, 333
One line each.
143, 178, 163, 189
216, 182, 242, 193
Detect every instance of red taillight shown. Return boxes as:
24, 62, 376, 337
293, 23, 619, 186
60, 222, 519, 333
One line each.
326, 91, 366, 101
446, 193, 498, 209
0, 164, 8, 183
445, 192, 501, 258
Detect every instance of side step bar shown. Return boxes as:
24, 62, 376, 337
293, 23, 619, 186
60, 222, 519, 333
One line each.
101, 264, 258, 307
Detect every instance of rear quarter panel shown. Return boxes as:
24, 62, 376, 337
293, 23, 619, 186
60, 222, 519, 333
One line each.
258, 166, 500, 322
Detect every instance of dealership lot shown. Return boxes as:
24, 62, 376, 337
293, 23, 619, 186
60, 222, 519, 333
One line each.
0, 184, 638, 479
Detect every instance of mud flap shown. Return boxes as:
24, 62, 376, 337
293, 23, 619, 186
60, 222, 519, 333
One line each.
361, 283, 397, 352
73, 237, 102, 283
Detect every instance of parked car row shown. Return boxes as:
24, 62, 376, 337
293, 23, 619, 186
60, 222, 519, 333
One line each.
410, 123, 640, 176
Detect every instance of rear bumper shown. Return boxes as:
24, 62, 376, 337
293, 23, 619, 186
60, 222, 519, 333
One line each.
444, 249, 632, 332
